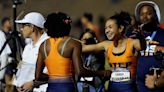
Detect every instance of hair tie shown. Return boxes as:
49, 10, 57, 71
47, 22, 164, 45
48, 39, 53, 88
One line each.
63, 19, 72, 24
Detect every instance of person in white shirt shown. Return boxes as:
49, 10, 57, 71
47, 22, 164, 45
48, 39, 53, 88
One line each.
12, 12, 49, 92
0, 30, 11, 80
0, 30, 11, 92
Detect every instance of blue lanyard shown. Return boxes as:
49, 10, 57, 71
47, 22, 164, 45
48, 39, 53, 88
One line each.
145, 31, 157, 51
150, 31, 157, 41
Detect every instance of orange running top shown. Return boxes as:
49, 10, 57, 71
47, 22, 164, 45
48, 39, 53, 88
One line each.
45, 38, 73, 77
107, 38, 137, 77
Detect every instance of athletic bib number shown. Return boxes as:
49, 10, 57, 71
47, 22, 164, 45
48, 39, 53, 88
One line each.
110, 68, 131, 82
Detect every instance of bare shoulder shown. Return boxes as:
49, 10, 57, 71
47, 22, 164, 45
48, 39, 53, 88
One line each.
131, 38, 140, 47
101, 40, 112, 45
39, 38, 50, 49
100, 40, 112, 51
68, 38, 82, 48
132, 38, 139, 43
130, 38, 142, 51
39, 38, 51, 57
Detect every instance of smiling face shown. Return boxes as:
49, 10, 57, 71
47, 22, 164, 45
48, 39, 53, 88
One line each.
105, 19, 120, 41
139, 5, 158, 32
139, 5, 156, 24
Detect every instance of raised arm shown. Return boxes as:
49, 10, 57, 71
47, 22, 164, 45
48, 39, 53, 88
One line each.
132, 29, 146, 51
82, 41, 107, 53
133, 38, 146, 51
71, 40, 111, 78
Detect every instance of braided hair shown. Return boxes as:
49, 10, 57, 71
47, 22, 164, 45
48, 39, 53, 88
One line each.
44, 12, 72, 38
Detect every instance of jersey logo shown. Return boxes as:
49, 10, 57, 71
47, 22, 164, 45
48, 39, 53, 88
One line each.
140, 36, 159, 56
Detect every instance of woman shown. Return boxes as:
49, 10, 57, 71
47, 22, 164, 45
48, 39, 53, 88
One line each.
82, 11, 146, 92
12, 12, 49, 92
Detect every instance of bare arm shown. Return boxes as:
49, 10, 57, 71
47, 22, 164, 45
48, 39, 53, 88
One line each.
72, 40, 111, 77
35, 42, 48, 81
131, 29, 146, 51
82, 41, 108, 53
133, 38, 146, 51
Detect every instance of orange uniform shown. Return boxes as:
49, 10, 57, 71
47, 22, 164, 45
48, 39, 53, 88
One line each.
45, 38, 73, 77
107, 38, 137, 78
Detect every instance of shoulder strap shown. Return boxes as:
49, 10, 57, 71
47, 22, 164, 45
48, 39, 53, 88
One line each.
107, 42, 114, 54
61, 37, 71, 55
44, 40, 48, 58
124, 38, 134, 54
126, 38, 133, 48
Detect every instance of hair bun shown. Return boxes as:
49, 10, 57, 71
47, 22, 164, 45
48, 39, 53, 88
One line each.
119, 11, 131, 25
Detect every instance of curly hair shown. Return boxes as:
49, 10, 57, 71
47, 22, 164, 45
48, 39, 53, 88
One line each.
44, 12, 72, 38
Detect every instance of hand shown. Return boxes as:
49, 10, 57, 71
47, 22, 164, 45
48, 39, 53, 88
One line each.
130, 29, 143, 39
145, 70, 157, 89
21, 81, 33, 92
17, 87, 24, 92
103, 70, 111, 79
